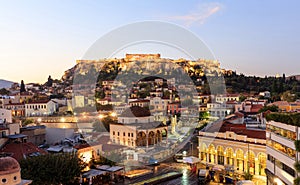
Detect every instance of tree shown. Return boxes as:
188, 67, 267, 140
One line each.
0, 88, 10, 95
46, 75, 53, 87
20, 153, 86, 185
22, 118, 34, 126
258, 105, 279, 113
239, 94, 247, 102
281, 91, 297, 102
199, 111, 210, 120
20, 80, 26, 93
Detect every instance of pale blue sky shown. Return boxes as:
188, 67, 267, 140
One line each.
0, 0, 299, 83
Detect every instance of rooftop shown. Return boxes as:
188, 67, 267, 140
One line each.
120, 106, 151, 117
112, 121, 166, 130
0, 142, 47, 161
219, 122, 266, 139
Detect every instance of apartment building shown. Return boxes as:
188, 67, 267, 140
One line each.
266, 114, 299, 185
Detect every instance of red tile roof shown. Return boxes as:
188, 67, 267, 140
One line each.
73, 143, 91, 150
250, 104, 263, 113
219, 122, 266, 139
26, 100, 50, 104
0, 142, 47, 161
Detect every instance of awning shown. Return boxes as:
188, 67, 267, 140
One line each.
212, 164, 225, 171
183, 156, 200, 164
106, 166, 123, 172
7, 134, 27, 139
83, 169, 106, 178
96, 165, 111, 171
47, 146, 63, 152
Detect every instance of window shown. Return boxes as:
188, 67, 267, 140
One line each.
131, 133, 134, 137
117, 132, 120, 136
113, 131, 115, 135
267, 154, 275, 162
267, 140, 295, 158
13, 176, 17, 181
123, 132, 125, 136
128, 133, 130, 137
1, 178, 7, 183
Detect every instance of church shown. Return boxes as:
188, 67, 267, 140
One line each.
109, 106, 168, 148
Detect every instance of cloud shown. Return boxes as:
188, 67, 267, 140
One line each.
167, 3, 223, 27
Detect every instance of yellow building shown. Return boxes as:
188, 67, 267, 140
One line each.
198, 121, 267, 176
269, 101, 300, 112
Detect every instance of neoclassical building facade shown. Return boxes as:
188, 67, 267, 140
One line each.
198, 123, 267, 176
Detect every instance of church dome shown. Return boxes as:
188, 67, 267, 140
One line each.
0, 157, 20, 175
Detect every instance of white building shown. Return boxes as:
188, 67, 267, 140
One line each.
207, 103, 232, 118
25, 100, 58, 117
259, 91, 271, 98
150, 97, 170, 113
129, 99, 150, 108
72, 95, 85, 108
266, 116, 299, 185
215, 94, 240, 104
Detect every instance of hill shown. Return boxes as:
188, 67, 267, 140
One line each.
0, 79, 15, 89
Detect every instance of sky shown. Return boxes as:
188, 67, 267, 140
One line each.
0, 0, 299, 83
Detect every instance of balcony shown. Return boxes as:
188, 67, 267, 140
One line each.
270, 133, 295, 150
266, 146, 295, 167
275, 165, 294, 185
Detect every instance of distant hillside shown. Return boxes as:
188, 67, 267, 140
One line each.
0, 79, 15, 89
287, 75, 300, 81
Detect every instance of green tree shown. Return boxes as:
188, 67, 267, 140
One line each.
46, 75, 53, 87
20, 153, 86, 185
0, 88, 10, 95
258, 105, 279, 113
199, 111, 210, 120
22, 118, 34, 126
281, 91, 297, 102
20, 80, 26, 93
239, 94, 247, 102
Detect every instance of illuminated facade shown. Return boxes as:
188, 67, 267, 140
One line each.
198, 120, 267, 176
266, 120, 299, 185
198, 131, 266, 176
110, 106, 168, 148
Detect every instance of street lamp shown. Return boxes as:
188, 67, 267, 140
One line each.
110, 112, 117, 117
98, 114, 104, 119
60, 117, 65, 122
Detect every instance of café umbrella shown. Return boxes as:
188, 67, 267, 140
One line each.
183, 156, 200, 164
